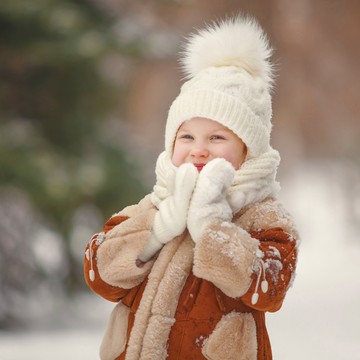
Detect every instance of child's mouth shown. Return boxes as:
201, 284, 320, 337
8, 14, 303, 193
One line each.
194, 163, 206, 172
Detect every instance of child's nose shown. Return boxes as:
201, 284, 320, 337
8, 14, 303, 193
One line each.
190, 145, 209, 158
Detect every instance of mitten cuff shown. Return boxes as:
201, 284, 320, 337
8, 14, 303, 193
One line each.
137, 235, 163, 262
153, 204, 186, 244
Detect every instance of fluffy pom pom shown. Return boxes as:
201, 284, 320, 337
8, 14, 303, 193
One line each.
180, 15, 274, 87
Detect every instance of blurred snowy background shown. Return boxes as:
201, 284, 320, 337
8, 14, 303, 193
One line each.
1, 1, 360, 359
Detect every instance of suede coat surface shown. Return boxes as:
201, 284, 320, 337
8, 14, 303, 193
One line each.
84, 195, 299, 360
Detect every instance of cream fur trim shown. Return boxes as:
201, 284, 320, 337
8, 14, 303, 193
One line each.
193, 220, 259, 298
202, 312, 257, 360
139, 236, 193, 359
139, 315, 175, 360
100, 302, 130, 360
125, 234, 194, 360
238, 197, 300, 241
97, 197, 157, 289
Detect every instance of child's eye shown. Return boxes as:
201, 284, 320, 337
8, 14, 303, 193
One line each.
180, 134, 193, 140
210, 135, 225, 140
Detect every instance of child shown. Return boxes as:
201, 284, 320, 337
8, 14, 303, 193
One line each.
84, 15, 299, 360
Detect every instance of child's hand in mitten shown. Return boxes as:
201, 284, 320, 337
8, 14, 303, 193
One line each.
136, 163, 198, 267
187, 158, 235, 243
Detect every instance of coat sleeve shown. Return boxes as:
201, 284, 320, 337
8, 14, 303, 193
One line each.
84, 195, 157, 302
193, 198, 299, 312
240, 227, 297, 312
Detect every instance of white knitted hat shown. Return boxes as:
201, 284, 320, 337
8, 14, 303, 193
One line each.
165, 16, 275, 158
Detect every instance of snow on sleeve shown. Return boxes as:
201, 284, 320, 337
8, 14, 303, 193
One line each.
239, 198, 299, 244
193, 220, 259, 298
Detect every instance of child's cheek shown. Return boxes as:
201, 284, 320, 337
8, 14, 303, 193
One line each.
171, 151, 183, 167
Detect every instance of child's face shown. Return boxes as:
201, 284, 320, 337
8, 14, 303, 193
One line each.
172, 117, 247, 171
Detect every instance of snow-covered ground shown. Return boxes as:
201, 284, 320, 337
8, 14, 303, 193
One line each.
0, 292, 115, 360
1, 162, 360, 360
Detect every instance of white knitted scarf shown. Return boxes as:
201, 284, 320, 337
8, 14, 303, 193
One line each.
150, 149, 281, 214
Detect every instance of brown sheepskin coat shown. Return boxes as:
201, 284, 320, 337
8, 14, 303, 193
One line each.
84, 195, 299, 360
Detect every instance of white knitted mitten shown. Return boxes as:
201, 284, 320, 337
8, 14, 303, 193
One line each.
187, 158, 235, 242
136, 163, 198, 266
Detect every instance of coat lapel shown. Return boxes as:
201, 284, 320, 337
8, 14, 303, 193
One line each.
126, 233, 193, 360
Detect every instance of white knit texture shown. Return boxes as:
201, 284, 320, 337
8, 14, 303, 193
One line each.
165, 15, 274, 158
187, 158, 235, 242
151, 150, 280, 215
139, 163, 198, 262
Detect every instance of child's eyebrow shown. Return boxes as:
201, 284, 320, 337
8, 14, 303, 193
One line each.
176, 126, 232, 136
177, 128, 189, 132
